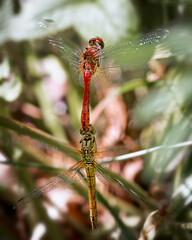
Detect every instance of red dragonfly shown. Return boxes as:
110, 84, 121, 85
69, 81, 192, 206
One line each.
37, 19, 169, 132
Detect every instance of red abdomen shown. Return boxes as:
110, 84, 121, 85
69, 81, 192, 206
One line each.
81, 71, 91, 132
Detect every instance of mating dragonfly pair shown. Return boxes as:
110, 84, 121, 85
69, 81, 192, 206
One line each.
16, 21, 169, 229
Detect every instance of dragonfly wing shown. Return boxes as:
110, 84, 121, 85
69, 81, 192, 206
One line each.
48, 35, 82, 69
37, 19, 82, 69
48, 33, 85, 87
16, 161, 85, 207
94, 161, 146, 204
101, 29, 169, 69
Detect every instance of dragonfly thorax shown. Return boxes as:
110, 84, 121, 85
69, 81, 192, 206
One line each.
80, 38, 103, 76
80, 140, 96, 162
80, 125, 97, 160
80, 134, 96, 151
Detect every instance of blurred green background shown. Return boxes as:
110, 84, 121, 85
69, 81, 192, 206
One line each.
0, 0, 192, 239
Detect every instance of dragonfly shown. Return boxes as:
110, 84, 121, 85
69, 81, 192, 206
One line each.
37, 19, 169, 132
16, 124, 147, 230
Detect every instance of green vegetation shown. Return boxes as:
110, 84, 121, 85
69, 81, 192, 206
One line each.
0, 0, 192, 239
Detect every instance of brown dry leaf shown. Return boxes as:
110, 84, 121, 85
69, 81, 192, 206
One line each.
147, 61, 166, 82
139, 205, 168, 240
37, 57, 69, 102
123, 158, 143, 182
21, 103, 42, 119
94, 86, 127, 148
122, 135, 141, 152
67, 201, 89, 227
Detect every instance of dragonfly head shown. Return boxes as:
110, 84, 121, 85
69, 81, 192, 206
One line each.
89, 37, 104, 49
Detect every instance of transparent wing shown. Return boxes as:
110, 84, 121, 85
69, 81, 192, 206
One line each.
16, 160, 85, 207
37, 19, 82, 69
48, 35, 82, 69
100, 29, 169, 69
102, 29, 169, 57
94, 161, 146, 204
48, 34, 86, 87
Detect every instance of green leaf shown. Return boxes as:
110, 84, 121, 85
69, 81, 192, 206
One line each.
0, 0, 139, 44
0, 58, 22, 102
0, 115, 80, 161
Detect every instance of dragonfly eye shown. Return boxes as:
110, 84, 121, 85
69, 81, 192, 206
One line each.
95, 37, 104, 49
89, 37, 104, 49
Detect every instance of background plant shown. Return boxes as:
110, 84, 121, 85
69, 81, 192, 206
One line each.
0, 0, 192, 239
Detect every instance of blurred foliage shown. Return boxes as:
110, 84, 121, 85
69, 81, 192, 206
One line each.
0, 0, 192, 240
